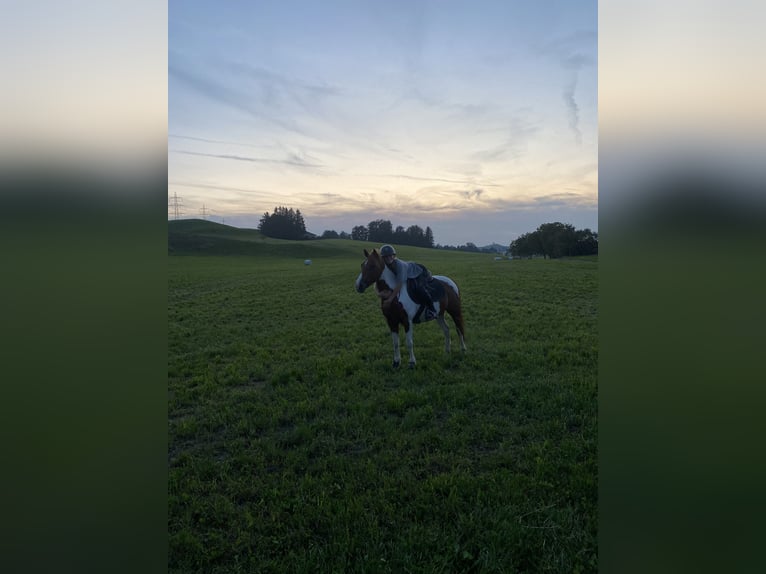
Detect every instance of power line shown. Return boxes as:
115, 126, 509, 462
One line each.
168, 193, 221, 222
168, 192, 185, 219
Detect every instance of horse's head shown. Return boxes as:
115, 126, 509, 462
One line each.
355, 248, 385, 293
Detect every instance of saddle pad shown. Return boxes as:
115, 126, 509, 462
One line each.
406, 276, 446, 305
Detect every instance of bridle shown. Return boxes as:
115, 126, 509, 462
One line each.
357, 257, 383, 292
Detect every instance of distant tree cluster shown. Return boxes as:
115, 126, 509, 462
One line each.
320, 229, 351, 240
436, 242, 481, 253
435, 242, 506, 253
258, 206, 307, 239
509, 222, 598, 259
323, 219, 435, 248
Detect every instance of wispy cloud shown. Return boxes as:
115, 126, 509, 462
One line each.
169, 181, 274, 195
531, 192, 593, 208
471, 114, 542, 162
381, 173, 503, 187
471, 144, 512, 162
169, 55, 312, 137
227, 61, 342, 116
537, 30, 597, 70
461, 189, 484, 200
172, 149, 323, 169
537, 31, 595, 146
169, 133, 273, 150
168, 181, 274, 201
563, 76, 582, 145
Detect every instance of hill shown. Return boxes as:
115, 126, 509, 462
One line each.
169, 219, 263, 254
170, 219, 375, 259
480, 242, 508, 253
168, 219, 493, 262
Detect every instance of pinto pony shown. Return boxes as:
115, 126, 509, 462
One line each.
355, 248, 466, 367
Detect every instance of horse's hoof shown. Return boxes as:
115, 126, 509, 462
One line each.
392, 361, 400, 368
408, 361, 416, 369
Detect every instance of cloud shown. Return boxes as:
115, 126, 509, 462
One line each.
169, 133, 272, 150
563, 75, 583, 145
535, 31, 595, 145
471, 145, 511, 162
311, 192, 349, 205
227, 61, 342, 115
169, 56, 311, 137
461, 189, 484, 200
382, 173, 502, 187
172, 149, 323, 169
170, 181, 270, 194
168, 181, 276, 204
532, 192, 592, 208
471, 114, 541, 162
537, 30, 597, 71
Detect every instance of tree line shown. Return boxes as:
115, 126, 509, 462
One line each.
258, 208, 437, 248
257, 206, 597, 260
324, 219, 435, 248
509, 222, 598, 259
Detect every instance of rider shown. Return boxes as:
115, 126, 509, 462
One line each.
380, 244, 437, 320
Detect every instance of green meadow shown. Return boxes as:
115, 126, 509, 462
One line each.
168, 221, 597, 573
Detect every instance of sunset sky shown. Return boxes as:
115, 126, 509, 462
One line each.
169, 0, 597, 246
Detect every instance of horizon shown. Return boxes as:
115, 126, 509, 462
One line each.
169, 1, 597, 246
168, 214, 597, 248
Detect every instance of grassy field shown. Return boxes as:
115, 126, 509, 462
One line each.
168, 221, 597, 573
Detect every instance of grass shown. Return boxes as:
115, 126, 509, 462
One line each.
169, 224, 597, 573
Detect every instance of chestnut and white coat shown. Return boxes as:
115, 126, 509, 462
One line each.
356, 249, 466, 368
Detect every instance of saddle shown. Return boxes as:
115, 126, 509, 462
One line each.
406, 264, 445, 323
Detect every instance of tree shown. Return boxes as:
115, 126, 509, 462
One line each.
351, 225, 368, 241
573, 228, 598, 256
367, 219, 393, 243
295, 209, 306, 235
537, 222, 576, 258
425, 226, 434, 248
509, 222, 597, 258
321, 229, 339, 239
509, 231, 542, 258
406, 225, 425, 247
393, 225, 406, 244
258, 205, 308, 239
345, 219, 436, 248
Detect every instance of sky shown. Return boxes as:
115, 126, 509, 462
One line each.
168, 0, 597, 246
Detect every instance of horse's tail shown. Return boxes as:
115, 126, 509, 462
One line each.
436, 277, 465, 341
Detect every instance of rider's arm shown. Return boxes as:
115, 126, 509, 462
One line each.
385, 261, 405, 301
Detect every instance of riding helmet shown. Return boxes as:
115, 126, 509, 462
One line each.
380, 244, 396, 256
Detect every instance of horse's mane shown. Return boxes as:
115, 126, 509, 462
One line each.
364, 249, 384, 272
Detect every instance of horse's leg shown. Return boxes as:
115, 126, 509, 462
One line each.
453, 311, 467, 352
446, 290, 467, 352
391, 330, 401, 368
405, 326, 416, 368
436, 314, 451, 353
